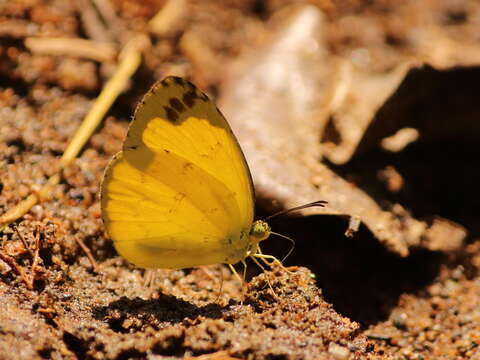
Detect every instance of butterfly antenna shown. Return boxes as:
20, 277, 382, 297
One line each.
270, 231, 295, 263
263, 200, 327, 221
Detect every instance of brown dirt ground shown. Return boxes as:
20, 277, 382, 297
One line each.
2, 1, 480, 359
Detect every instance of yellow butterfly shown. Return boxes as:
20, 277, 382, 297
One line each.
100, 76, 325, 279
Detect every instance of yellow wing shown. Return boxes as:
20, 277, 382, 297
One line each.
101, 76, 255, 269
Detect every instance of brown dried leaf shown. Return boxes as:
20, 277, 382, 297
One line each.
321, 59, 413, 164
219, 4, 469, 256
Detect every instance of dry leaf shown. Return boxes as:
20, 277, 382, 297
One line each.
220, 4, 469, 256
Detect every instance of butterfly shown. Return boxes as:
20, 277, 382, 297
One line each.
100, 76, 326, 280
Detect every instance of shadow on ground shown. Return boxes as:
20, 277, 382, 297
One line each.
93, 293, 226, 333
258, 215, 445, 326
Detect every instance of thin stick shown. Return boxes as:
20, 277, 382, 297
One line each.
30, 227, 42, 286
13, 225, 34, 257
0, 173, 60, 231
25, 37, 117, 62
74, 236, 99, 272
0, 251, 33, 289
185, 350, 241, 360
91, 0, 126, 40
77, 0, 113, 42
148, 0, 187, 36
60, 37, 144, 166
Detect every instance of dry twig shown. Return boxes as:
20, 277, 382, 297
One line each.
30, 227, 43, 282
0, 251, 33, 289
13, 225, 34, 257
0, 226, 45, 290
25, 37, 117, 62
91, 0, 126, 40
76, 0, 113, 42
74, 236, 99, 272
149, 0, 187, 36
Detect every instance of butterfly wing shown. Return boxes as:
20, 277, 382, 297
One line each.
101, 77, 255, 268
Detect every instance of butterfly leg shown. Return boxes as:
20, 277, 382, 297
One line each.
198, 266, 224, 302
250, 255, 277, 298
142, 269, 159, 298
255, 246, 269, 262
143, 269, 157, 287
241, 260, 248, 283
228, 263, 243, 285
212, 266, 224, 303
228, 263, 247, 302
253, 253, 293, 275
255, 245, 277, 268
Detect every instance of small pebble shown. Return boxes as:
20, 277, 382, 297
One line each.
451, 265, 464, 281
328, 343, 350, 360
393, 312, 408, 329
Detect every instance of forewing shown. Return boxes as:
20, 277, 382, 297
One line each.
101, 77, 254, 268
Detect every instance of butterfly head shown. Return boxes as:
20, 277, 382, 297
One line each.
249, 220, 271, 243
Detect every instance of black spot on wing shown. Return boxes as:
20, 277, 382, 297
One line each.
169, 97, 186, 112
172, 76, 187, 86
183, 90, 197, 108
197, 92, 209, 102
162, 76, 186, 88
163, 106, 179, 122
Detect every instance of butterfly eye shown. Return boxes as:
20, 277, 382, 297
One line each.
250, 220, 271, 242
